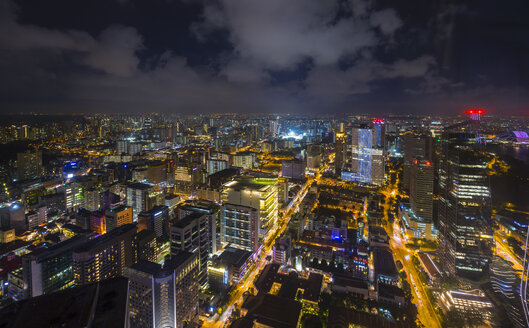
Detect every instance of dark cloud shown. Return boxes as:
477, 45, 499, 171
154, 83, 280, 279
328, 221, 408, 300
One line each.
0, 0, 527, 114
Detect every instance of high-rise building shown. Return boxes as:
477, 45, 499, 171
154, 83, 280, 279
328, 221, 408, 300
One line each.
62, 183, 84, 212
232, 152, 255, 169
221, 203, 259, 252
126, 261, 176, 328
105, 205, 133, 231
410, 158, 434, 222
206, 159, 228, 175
17, 151, 42, 181
438, 134, 493, 277
403, 134, 433, 190
372, 119, 385, 150
132, 229, 157, 264
335, 131, 346, 176
138, 205, 170, 237
83, 188, 100, 211
22, 234, 92, 299
0, 203, 25, 230
126, 183, 155, 218
222, 177, 278, 244
170, 213, 209, 286
341, 126, 384, 186
178, 200, 219, 254
281, 160, 305, 180
72, 223, 137, 285
126, 252, 199, 328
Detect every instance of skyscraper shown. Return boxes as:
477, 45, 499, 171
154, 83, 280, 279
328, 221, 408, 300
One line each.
341, 126, 384, 186
438, 134, 493, 277
72, 223, 137, 285
22, 234, 92, 299
17, 151, 42, 181
170, 212, 209, 286
410, 158, 434, 222
105, 205, 133, 231
334, 131, 346, 176
221, 203, 259, 252
403, 134, 433, 190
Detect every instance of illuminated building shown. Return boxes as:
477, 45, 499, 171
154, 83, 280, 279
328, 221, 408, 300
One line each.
440, 290, 493, 322
208, 246, 252, 292
126, 261, 177, 328
335, 131, 346, 176
138, 205, 169, 237
72, 223, 137, 286
126, 182, 155, 218
63, 183, 84, 212
232, 152, 256, 169
273, 237, 291, 265
221, 203, 259, 252
170, 212, 210, 286
341, 126, 384, 186
438, 134, 493, 277
398, 203, 437, 241
222, 177, 278, 244
16, 151, 42, 181
373, 248, 399, 286
83, 188, 100, 211
22, 234, 92, 298
105, 205, 133, 231
170, 252, 200, 327
206, 159, 228, 175
0, 228, 15, 243
178, 200, 220, 254
132, 229, 157, 263
372, 119, 385, 150
146, 161, 167, 185
410, 158, 434, 222
402, 134, 433, 190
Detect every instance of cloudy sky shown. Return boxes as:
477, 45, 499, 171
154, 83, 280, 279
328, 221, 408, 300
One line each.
0, 0, 528, 115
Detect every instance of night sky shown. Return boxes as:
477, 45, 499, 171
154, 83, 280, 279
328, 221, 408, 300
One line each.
0, 0, 528, 115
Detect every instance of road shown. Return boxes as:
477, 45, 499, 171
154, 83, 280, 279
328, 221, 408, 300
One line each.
494, 231, 524, 278
202, 162, 325, 328
389, 223, 442, 328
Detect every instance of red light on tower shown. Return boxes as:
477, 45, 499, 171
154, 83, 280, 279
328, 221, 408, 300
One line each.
372, 118, 384, 124
425, 161, 431, 166
465, 108, 485, 121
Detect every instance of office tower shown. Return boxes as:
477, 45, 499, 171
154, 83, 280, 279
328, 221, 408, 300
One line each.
126, 261, 176, 328
126, 183, 155, 218
306, 152, 321, 172
138, 205, 169, 237
178, 200, 219, 254
335, 131, 346, 176
222, 177, 278, 244
403, 134, 433, 190
170, 213, 209, 286
273, 237, 291, 265
105, 205, 133, 231
22, 234, 92, 298
72, 223, 137, 285
438, 134, 493, 278
90, 210, 106, 234
83, 188, 100, 211
63, 183, 84, 212
372, 119, 385, 150
221, 203, 259, 252
410, 158, 434, 222
269, 118, 279, 136
17, 151, 42, 181
132, 230, 157, 263
170, 252, 200, 327
126, 252, 199, 328
342, 126, 384, 186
